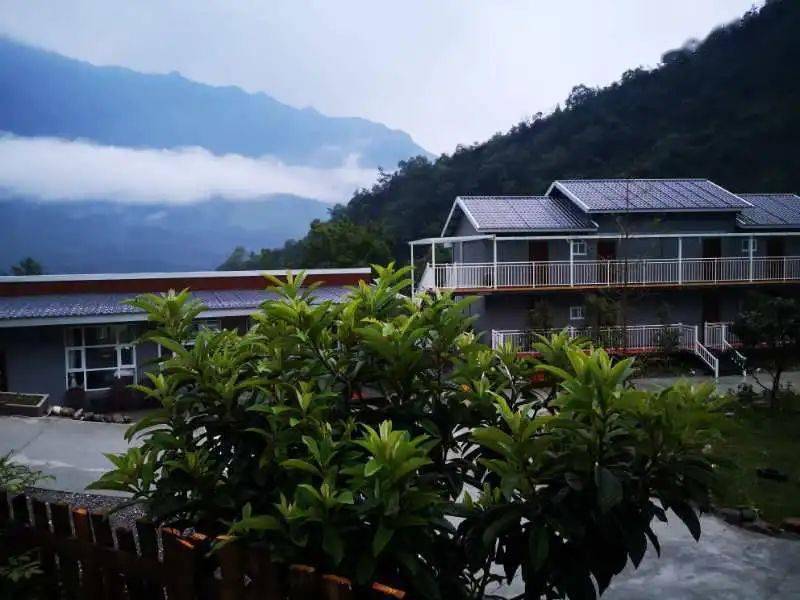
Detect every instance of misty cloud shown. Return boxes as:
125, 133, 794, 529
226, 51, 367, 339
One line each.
0, 134, 378, 204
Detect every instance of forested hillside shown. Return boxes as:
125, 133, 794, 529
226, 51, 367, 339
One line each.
220, 0, 800, 269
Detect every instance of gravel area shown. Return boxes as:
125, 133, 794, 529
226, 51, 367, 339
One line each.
20, 486, 147, 530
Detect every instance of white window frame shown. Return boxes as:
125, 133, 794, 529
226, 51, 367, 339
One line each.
64, 325, 137, 392
741, 238, 757, 254
569, 305, 585, 321
571, 240, 588, 256
157, 319, 223, 357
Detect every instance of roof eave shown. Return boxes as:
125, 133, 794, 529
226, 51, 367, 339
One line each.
441, 197, 483, 236
547, 181, 592, 213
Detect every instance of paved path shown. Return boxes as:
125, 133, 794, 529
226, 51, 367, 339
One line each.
0, 415, 132, 494
496, 514, 800, 599
633, 369, 800, 394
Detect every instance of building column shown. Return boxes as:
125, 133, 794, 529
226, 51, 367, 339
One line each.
409, 243, 415, 297
492, 237, 498, 289
748, 235, 754, 282
430, 241, 436, 289
677, 237, 683, 285
569, 239, 574, 287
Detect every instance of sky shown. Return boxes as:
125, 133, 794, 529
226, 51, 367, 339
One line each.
0, 0, 760, 156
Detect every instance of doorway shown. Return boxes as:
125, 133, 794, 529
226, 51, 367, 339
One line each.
702, 238, 721, 281
767, 238, 784, 257
597, 240, 617, 260
702, 292, 721, 326
529, 241, 549, 286
702, 238, 721, 258
767, 238, 785, 278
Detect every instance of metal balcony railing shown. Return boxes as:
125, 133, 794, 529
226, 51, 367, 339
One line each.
491, 323, 719, 377
421, 256, 800, 291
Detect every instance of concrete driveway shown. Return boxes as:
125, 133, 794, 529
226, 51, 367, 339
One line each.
496, 514, 800, 599
0, 415, 131, 494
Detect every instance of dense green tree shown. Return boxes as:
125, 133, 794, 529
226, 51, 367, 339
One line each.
8, 257, 43, 276
91, 267, 722, 598
219, 219, 392, 270
732, 293, 800, 409
224, 0, 799, 268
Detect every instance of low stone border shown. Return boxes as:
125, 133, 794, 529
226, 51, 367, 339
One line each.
714, 506, 800, 538
0, 392, 49, 417
48, 405, 132, 424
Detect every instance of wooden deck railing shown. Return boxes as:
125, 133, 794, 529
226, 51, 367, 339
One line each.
0, 491, 406, 599
422, 255, 800, 291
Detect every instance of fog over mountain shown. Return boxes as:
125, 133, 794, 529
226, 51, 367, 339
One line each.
0, 37, 428, 273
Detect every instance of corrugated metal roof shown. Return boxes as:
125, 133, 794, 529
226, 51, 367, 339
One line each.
550, 179, 751, 213
458, 196, 596, 232
0, 287, 351, 322
737, 194, 800, 228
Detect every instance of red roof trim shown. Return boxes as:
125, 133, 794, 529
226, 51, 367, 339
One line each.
0, 272, 371, 298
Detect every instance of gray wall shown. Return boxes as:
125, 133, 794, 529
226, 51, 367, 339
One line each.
0, 325, 66, 401
473, 290, 724, 334
0, 316, 251, 404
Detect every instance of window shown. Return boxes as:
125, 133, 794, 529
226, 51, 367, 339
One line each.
157, 319, 223, 358
741, 238, 757, 254
569, 306, 585, 321
64, 325, 137, 391
571, 240, 587, 256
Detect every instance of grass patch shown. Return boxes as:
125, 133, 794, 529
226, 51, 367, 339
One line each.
713, 403, 800, 524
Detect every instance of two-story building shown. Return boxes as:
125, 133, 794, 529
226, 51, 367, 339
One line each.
410, 179, 800, 376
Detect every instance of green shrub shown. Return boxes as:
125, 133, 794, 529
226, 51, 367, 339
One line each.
90, 265, 723, 599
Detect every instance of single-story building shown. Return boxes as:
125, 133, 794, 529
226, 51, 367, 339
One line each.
0, 268, 370, 407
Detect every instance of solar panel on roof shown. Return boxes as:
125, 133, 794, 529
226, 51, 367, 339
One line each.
737, 194, 800, 228
458, 196, 596, 232
553, 179, 749, 212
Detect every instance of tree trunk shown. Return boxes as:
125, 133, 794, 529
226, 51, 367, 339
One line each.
770, 368, 783, 410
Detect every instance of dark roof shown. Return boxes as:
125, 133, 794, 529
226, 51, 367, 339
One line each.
0, 287, 351, 323
737, 194, 800, 229
456, 195, 596, 232
549, 179, 751, 213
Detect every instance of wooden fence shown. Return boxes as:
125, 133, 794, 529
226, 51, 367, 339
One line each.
0, 491, 406, 599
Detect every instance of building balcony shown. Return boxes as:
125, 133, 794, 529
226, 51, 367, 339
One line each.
418, 255, 800, 293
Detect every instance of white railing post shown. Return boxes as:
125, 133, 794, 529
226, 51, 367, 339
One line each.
569, 240, 574, 287
749, 235, 754, 282
492, 237, 498, 289
677, 237, 683, 285
409, 243, 415, 297
430, 241, 436, 288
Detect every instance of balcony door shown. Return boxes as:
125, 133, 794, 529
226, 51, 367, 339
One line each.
529, 241, 549, 286
767, 238, 785, 279
597, 240, 616, 260
597, 240, 616, 284
702, 238, 721, 281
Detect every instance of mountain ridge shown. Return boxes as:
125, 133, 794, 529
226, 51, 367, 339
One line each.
0, 36, 428, 168
0, 196, 330, 274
